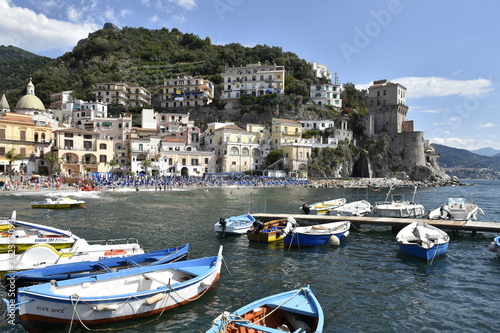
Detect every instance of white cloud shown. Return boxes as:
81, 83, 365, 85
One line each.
419, 109, 440, 113
429, 137, 500, 150
479, 123, 496, 129
0, 0, 98, 54
151, 15, 159, 23
170, 0, 197, 10
357, 76, 493, 99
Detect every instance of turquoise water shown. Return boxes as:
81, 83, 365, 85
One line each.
0, 180, 499, 332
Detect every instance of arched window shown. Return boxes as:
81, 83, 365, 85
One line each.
230, 147, 239, 156
242, 148, 249, 156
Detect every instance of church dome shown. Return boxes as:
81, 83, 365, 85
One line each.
15, 94, 45, 111
15, 79, 46, 111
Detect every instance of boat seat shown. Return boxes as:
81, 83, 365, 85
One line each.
233, 321, 285, 333
176, 266, 206, 277
143, 273, 170, 285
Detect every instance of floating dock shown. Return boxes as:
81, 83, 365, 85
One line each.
251, 213, 500, 233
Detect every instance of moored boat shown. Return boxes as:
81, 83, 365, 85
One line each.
396, 222, 450, 260
330, 200, 372, 216
214, 214, 256, 237
31, 197, 85, 209
427, 197, 484, 221
284, 220, 350, 247
4, 244, 189, 289
207, 285, 324, 333
246, 218, 294, 243
17, 246, 223, 332
372, 185, 426, 218
300, 198, 346, 215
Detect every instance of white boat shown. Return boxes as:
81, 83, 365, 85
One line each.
31, 197, 85, 209
427, 198, 484, 221
300, 198, 346, 215
372, 185, 426, 218
0, 211, 77, 253
396, 222, 450, 260
330, 200, 372, 216
0, 237, 144, 272
214, 214, 256, 236
284, 220, 350, 247
17, 246, 223, 332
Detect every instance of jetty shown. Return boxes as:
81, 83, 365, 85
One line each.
252, 213, 500, 234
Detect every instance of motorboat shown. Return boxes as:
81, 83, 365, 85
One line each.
427, 198, 484, 221
300, 198, 346, 215
372, 185, 426, 218
396, 222, 450, 260
207, 285, 323, 333
31, 197, 85, 209
330, 200, 372, 216
214, 214, 256, 237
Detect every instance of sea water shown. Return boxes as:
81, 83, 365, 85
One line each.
0, 180, 498, 332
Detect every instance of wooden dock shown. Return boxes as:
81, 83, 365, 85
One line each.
251, 213, 500, 233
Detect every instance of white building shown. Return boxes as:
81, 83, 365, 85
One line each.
309, 62, 332, 81
299, 120, 335, 131
309, 83, 342, 108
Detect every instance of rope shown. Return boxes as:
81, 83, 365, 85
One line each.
349, 223, 375, 232
429, 242, 440, 265
222, 256, 233, 278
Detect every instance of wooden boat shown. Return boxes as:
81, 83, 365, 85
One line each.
330, 200, 372, 216
4, 244, 189, 290
300, 198, 346, 215
0, 211, 77, 254
284, 220, 350, 247
0, 237, 144, 272
214, 214, 256, 236
246, 219, 294, 243
207, 285, 324, 333
31, 197, 85, 209
396, 222, 450, 260
427, 197, 484, 221
17, 246, 223, 332
372, 185, 426, 218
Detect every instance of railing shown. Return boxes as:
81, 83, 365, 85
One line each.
0, 137, 51, 144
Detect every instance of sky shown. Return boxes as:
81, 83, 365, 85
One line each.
1, 0, 500, 151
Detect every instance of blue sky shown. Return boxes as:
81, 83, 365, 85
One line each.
1, 0, 499, 151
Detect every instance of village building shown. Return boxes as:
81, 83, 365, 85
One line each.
94, 82, 151, 107
157, 76, 214, 108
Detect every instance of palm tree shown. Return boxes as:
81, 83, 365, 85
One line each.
139, 159, 152, 175
44, 152, 62, 175
5, 148, 23, 182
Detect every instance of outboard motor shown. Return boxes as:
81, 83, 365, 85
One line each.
440, 204, 451, 220
219, 217, 227, 238
302, 204, 310, 215
278, 217, 299, 238
249, 221, 265, 234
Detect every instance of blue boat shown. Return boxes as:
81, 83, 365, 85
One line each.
214, 214, 256, 236
396, 222, 450, 260
207, 285, 323, 333
5, 244, 189, 289
284, 221, 350, 247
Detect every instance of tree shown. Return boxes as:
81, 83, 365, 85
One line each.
139, 159, 152, 175
5, 148, 23, 181
44, 152, 62, 175
106, 159, 119, 172
266, 148, 283, 165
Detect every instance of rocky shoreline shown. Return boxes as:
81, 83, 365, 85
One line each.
307, 176, 465, 189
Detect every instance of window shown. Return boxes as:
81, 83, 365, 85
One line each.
0, 147, 5, 156
168, 158, 173, 165
139, 144, 143, 151
100, 155, 107, 163
84, 141, 92, 150
84, 135, 92, 139
64, 140, 73, 149
204, 158, 209, 164
0, 129, 5, 139
100, 143, 107, 149
192, 158, 198, 166
182, 158, 186, 166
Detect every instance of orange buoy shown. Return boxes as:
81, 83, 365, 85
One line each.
83, 206, 86, 209
301, 198, 304, 201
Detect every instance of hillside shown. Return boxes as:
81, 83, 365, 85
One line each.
2, 24, 328, 111
433, 144, 500, 179
0, 45, 53, 95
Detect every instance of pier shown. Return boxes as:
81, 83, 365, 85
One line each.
252, 213, 500, 233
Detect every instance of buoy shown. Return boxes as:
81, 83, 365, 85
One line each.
301, 198, 304, 201
328, 235, 340, 246
83, 206, 86, 209
489, 242, 497, 252
145, 293, 164, 305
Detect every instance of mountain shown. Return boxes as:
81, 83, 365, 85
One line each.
0, 46, 53, 96
433, 143, 500, 179
470, 147, 500, 156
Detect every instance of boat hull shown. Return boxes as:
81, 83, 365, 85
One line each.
398, 242, 449, 260
285, 230, 348, 247
246, 219, 288, 243
284, 221, 351, 247
214, 214, 255, 235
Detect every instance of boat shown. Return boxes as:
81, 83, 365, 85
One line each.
207, 285, 323, 333
0, 237, 144, 272
330, 200, 372, 216
284, 219, 350, 247
17, 246, 223, 332
214, 214, 256, 237
427, 197, 484, 221
31, 197, 85, 209
372, 185, 426, 218
300, 198, 346, 215
0, 211, 77, 253
488, 236, 500, 257
4, 244, 189, 290
396, 222, 450, 260
246, 218, 294, 243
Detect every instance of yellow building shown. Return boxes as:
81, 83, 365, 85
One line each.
52, 128, 113, 176
270, 118, 303, 148
0, 113, 52, 175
